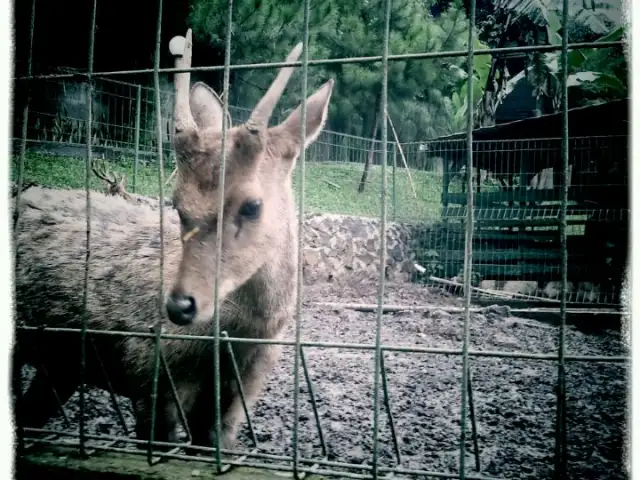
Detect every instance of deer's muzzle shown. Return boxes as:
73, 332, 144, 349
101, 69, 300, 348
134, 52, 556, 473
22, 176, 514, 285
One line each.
166, 292, 197, 326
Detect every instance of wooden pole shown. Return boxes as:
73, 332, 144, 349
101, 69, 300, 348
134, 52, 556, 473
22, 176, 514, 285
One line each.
386, 112, 417, 199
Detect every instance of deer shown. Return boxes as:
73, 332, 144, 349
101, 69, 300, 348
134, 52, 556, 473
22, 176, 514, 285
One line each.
90, 155, 134, 202
12, 28, 334, 450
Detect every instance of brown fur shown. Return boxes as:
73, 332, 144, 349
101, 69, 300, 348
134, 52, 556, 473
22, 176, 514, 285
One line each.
12, 32, 334, 450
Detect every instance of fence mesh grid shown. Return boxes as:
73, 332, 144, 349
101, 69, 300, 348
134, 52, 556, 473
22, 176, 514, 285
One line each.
10, 0, 629, 478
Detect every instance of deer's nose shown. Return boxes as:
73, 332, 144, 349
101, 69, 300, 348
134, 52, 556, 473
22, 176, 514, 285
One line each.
166, 293, 196, 325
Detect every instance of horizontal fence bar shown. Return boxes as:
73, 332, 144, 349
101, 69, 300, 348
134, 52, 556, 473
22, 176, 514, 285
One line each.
402, 134, 630, 145
14, 41, 624, 82
22, 432, 518, 480
309, 302, 626, 315
15, 326, 628, 362
13, 0, 629, 475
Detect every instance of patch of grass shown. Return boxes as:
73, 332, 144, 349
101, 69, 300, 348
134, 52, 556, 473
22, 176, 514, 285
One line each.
11, 152, 175, 198
292, 161, 443, 222
12, 153, 444, 222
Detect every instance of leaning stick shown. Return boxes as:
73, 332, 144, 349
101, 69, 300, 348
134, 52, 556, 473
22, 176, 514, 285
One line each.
386, 113, 417, 199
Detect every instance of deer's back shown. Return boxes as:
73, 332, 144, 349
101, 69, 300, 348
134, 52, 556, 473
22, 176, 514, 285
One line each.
13, 186, 180, 332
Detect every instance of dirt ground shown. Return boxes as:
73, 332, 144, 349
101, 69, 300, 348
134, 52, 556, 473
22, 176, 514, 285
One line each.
28, 281, 629, 480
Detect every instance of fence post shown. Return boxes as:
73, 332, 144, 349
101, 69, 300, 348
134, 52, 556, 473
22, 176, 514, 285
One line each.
132, 84, 142, 193
392, 142, 397, 221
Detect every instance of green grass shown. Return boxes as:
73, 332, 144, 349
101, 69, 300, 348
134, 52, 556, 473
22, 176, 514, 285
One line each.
11, 152, 590, 238
11, 153, 175, 198
292, 161, 444, 222
12, 153, 444, 223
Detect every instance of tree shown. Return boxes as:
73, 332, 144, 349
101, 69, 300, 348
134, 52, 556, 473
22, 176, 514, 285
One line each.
188, 0, 476, 145
320, 0, 473, 142
188, 0, 336, 115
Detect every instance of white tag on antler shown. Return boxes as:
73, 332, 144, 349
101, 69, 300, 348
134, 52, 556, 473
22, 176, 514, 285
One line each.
169, 36, 186, 56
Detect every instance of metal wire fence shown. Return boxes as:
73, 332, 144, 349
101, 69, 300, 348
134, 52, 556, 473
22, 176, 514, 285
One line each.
11, 0, 630, 478
15, 74, 394, 166
403, 133, 628, 306
12, 79, 628, 306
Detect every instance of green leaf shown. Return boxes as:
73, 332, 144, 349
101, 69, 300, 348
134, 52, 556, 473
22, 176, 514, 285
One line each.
566, 26, 624, 73
592, 72, 627, 94
547, 8, 562, 35
503, 0, 550, 27
567, 50, 588, 70
460, 75, 484, 107
596, 25, 625, 43
473, 38, 491, 84
452, 91, 461, 109
546, 9, 562, 45
449, 64, 468, 80
545, 52, 559, 73
454, 103, 466, 127
473, 77, 484, 105
547, 29, 562, 46
567, 71, 601, 87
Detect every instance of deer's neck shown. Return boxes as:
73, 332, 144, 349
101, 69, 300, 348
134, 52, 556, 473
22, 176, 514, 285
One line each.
227, 211, 298, 338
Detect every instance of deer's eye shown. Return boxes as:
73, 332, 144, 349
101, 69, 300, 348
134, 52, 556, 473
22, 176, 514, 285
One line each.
238, 200, 261, 220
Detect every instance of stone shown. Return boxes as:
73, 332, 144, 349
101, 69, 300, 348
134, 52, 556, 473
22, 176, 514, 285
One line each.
304, 249, 321, 266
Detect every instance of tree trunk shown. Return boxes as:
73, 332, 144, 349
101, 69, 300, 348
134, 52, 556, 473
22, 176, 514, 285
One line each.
357, 97, 381, 193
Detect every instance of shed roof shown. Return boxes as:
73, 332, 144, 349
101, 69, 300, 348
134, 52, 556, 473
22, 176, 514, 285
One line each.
432, 98, 629, 142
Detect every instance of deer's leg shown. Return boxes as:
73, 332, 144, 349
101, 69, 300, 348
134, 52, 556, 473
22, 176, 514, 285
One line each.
184, 390, 217, 450
133, 392, 178, 450
215, 344, 282, 449
133, 378, 205, 451
184, 388, 239, 451
183, 344, 281, 452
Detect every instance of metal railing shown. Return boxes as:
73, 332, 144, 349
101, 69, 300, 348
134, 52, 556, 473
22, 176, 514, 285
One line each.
14, 75, 393, 166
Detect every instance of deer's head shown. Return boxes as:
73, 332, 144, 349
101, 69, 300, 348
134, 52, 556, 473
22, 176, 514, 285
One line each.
165, 29, 333, 326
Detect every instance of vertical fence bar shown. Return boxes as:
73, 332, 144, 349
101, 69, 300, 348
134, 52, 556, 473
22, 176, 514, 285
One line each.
213, 0, 234, 471
459, 0, 476, 475
12, 0, 37, 232
293, 0, 311, 476
371, 0, 392, 477
554, 0, 570, 475
12, 0, 37, 455
80, 0, 98, 458
132, 84, 142, 193
147, 0, 165, 464
392, 143, 397, 221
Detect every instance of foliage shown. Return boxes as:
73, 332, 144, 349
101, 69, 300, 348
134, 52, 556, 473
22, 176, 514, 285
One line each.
443, 36, 493, 132
188, 0, 476, 142
20, 0, 627, 154
470, 0, 625, 125
542, 24, 627, 108
500, 24, 627, 112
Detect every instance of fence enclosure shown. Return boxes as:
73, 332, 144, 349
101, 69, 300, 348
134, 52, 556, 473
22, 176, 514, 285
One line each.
10, 0, 630, 478
12, 73, 628, 306
13, 75, 395, 169
406, 99, 629, 306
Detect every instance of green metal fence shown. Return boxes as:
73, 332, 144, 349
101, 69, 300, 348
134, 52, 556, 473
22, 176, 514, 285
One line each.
11, 0, 629, 478
18, 74, 394, 165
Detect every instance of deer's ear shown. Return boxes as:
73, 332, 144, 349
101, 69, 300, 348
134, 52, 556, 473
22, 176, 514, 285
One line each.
275, 79, 334, 154
189, 82, 225, 131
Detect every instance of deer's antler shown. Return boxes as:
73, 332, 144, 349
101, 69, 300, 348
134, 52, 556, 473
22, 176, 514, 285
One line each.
91, 156, 133, 201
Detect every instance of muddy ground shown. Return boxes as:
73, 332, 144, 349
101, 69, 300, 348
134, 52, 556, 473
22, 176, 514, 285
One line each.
24, 281, 629, 480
